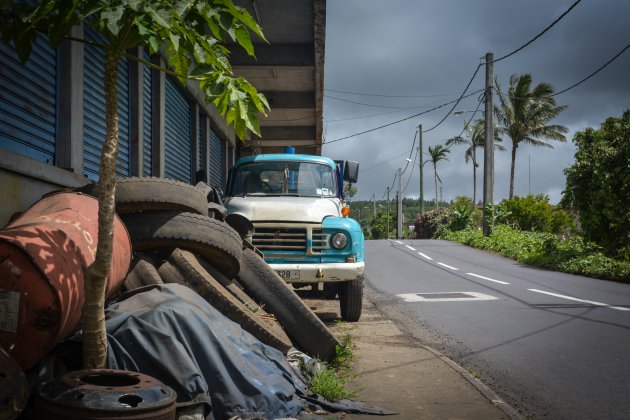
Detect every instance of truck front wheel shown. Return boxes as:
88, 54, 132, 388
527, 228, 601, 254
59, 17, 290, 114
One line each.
339, 277, 363, 322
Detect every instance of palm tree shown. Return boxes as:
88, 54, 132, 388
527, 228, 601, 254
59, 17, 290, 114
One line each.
425, 145, 450, 208
446, 119, 505, 204
495, 74, 568, 198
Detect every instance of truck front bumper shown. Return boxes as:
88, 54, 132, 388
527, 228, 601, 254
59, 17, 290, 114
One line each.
268, 262, 365, 283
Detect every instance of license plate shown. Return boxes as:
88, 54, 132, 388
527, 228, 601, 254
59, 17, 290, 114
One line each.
276, 270, 300, 280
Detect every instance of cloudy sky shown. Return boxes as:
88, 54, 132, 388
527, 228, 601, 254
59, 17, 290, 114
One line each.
321, 0, 630, 203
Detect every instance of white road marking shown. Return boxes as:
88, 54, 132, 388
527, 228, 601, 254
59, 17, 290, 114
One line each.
466, 272, 510, 285
437, 262, 459, 270
398, 291, 498, 302
527, 289, 630, 311
418, 252, 433, 260
405, 245, 416, 251
394, 240, 403, 244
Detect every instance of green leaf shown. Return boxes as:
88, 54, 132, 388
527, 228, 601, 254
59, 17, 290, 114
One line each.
234, 25, 254, 56
101, 5, 125, 36
169, 32, 180, 51
148, 35, 159, 54
146, 6, 170, 28
174, 0, 194, 17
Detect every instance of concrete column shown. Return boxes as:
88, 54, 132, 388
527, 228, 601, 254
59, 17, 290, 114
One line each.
129, 47, 143, 176
191, 103, 200, 181
151, 55, 165, 178
199, 115, 209, 179
56, 24, 84, 173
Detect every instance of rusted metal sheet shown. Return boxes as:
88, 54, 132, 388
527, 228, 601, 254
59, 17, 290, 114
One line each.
0, 192, 131, 369
0, 347, 28, 419
34, 369, 176, 419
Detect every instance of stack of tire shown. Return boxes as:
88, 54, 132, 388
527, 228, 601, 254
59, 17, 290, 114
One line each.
78, 177, 339, 361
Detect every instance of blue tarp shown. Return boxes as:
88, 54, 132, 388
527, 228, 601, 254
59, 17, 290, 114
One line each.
104, 284, 303, 419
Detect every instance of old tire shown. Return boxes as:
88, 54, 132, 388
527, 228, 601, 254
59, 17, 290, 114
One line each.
236, 248, 340, 361
121, 211, 242, 278
339, 278, 363, 322
158, 249, 292, 353
122, 254, 164, 292
77, 177, 208, 215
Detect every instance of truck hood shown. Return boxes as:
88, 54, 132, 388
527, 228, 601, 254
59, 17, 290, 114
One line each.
225, 196, 341, 223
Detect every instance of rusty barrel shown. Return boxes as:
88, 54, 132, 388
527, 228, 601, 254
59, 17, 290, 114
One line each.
0, 192, 131, 369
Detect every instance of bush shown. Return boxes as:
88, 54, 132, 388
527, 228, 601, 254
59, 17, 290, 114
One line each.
449, 196, 481, 231
414, 207, 453, 239
562, 110, 630, 260
443, 225, 630, 282
496, 194, 575, 234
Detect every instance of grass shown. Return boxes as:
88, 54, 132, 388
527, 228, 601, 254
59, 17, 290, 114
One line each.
302, 327, 358, 402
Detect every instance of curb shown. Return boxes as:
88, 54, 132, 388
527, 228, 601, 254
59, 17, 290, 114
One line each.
420, 345, 523, 420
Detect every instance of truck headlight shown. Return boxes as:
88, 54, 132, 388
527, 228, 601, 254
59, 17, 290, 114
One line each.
331, 233, 348, 249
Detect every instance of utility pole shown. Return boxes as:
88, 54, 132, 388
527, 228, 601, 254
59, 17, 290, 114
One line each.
397, 168, 403, 239
372, 193, 376, 217
386, 187, 390, 239
418, 124, 424, 216
482, 52, 494, 236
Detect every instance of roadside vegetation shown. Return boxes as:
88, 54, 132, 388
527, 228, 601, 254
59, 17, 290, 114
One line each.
353, 107, 629, 283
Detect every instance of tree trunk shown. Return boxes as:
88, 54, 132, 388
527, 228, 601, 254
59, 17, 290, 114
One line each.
509, 142, 517, 199
433, 163, 438, 208
82, 49, 120, 369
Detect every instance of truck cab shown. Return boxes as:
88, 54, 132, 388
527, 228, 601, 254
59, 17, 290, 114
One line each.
224, 152, 365, 321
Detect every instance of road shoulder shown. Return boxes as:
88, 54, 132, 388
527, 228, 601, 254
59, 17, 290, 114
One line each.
303, 294, 521, 419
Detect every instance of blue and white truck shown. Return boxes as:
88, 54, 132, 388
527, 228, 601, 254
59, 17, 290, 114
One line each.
224, 151, 365, 321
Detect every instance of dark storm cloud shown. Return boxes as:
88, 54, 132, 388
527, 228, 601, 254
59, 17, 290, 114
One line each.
322, 0, 630, 203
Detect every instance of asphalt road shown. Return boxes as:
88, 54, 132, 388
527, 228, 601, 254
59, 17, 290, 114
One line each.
364, 239, 630, 420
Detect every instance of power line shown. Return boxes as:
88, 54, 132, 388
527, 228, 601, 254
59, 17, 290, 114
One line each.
551, 41, 630, 97
323, 88, 483, 145
325, 88, 462, 99
493, 0, 582, 63
399, 130, 418, 176
360, 151, 411, 173
421, 63, 484, 133
402, 146, 419, 194
325, 94, 417, 109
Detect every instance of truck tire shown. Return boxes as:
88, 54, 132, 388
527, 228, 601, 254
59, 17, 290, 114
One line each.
121, 211, 242, 278
339, 277, 363, 322
236, 248, 340, 361
77, 177, 209, 215
158, 249, 292, 353
122, 254, 164, 292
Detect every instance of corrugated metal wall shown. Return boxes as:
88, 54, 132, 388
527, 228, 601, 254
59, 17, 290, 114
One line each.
142, 50, 152, 176
83, 27, 130, 180
164, 76, 191, 183
208, 128, 225, 187
0, 35, 56, 164
199, 114, 207, 180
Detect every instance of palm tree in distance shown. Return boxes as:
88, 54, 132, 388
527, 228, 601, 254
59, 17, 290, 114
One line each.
495, 74, 568, 198
446, 119, 505, 204
425, 145, 450, 208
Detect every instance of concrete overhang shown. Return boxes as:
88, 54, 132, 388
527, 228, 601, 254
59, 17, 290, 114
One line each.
230, 0, 324, 156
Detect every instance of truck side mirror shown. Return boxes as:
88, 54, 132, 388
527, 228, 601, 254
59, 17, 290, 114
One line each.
344, 161, 359, 183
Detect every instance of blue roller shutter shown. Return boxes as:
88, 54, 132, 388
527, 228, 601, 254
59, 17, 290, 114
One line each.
199, 115, 207, 179
164, 77, 191, 183
142, 50, 152, 176
208, 129, 225, 187
83, 27, 131, 180
0, 35, 57, 163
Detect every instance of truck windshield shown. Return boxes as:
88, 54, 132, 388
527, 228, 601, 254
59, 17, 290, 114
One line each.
230, 161, 337, 197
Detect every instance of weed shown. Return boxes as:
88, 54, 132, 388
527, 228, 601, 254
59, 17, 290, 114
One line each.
301, 332, 358, 402
307, 365, 357, 401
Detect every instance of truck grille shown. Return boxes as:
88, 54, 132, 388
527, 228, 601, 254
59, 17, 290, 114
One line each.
252, 225, 330, 255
